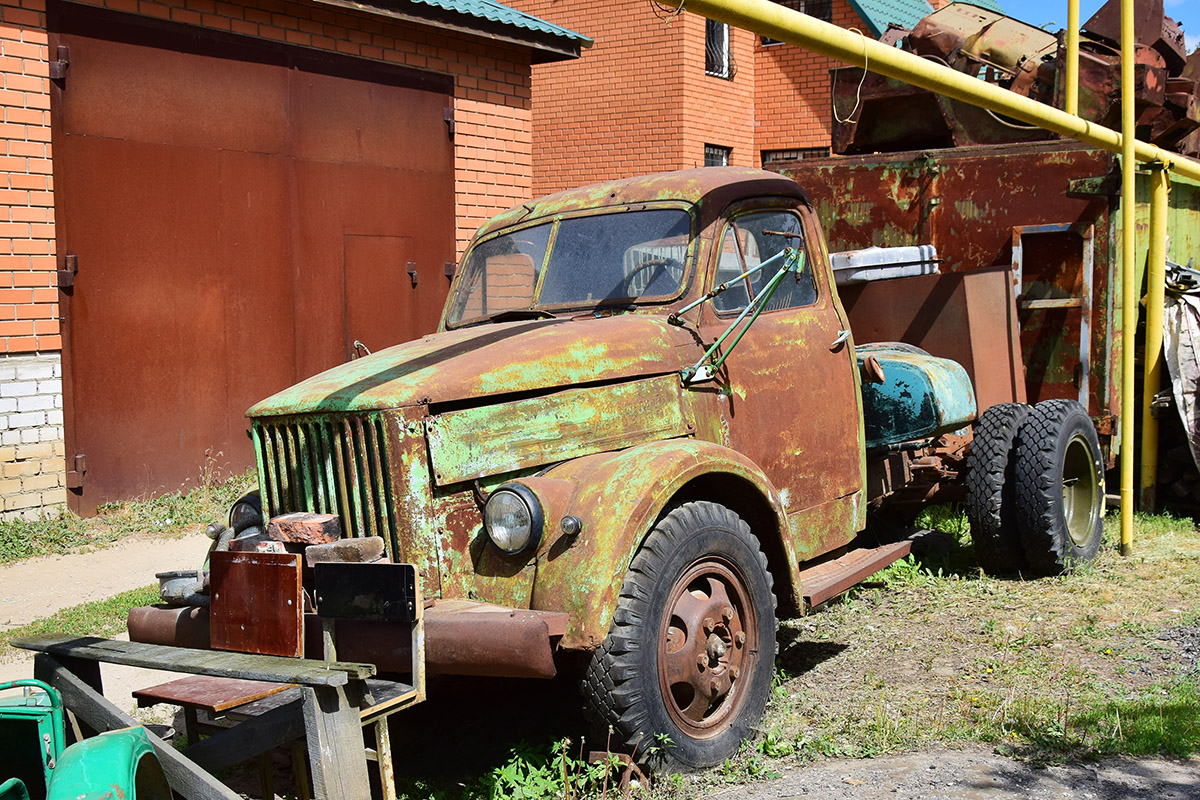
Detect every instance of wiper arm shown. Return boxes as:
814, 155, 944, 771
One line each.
680, 248, 805, 384
667, 248, 790, 326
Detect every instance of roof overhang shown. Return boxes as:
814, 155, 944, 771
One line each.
310, 0, 590, 63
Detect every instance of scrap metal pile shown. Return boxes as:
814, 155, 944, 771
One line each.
832, 0, 1200, 155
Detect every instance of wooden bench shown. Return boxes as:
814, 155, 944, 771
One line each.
13, 634, 380, 800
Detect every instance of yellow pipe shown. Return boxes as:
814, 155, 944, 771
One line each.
1065, 0, 1079, 116
1140, 164, 1170, 512
672, 0, 1200, 181
1119, 0, 1135, 555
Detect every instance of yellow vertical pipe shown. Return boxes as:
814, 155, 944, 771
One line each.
1065, 0, 1080, 115
1140, 165, 1169, 510
1119, 0, 1136, 555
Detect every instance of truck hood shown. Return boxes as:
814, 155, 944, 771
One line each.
247, 315, 697, 417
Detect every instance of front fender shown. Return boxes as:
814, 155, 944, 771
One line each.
528, 438, 788, 649
47, 727, 168, 800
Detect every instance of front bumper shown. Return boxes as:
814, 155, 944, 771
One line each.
128, 600, 569, 680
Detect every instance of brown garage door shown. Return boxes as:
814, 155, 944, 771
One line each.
50, 6, 456, 515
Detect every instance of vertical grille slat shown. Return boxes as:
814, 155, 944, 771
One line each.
252, 414, 396, 545
320, 423, 337, 515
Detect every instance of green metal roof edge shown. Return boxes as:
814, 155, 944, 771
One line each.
844, 0, 930, 37
404, 0, 591, 45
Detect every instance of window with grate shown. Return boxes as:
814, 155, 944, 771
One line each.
706, 18, 733, 78
704, 144, 731, 167
761, 0, 833, 45
762, 147, 831, 165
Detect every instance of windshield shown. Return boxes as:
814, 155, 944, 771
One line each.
447, 208, 692, 326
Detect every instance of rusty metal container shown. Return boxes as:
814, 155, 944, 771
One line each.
772, 141, 1200, 462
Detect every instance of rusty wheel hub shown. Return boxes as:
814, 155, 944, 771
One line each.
659, 558, 756, 737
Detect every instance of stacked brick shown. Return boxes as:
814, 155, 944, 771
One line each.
0, 0, 544, 517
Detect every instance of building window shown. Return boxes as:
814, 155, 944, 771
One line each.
761, 0, 833, 45
704, 144, 731, 167
762, 147, 831, 165
706, 18, 733, 78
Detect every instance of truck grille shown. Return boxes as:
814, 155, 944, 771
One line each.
253, 414, 397, 545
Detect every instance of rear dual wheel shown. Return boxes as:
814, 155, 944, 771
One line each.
966, 399, 1104, 575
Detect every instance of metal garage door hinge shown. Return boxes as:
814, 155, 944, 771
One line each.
407, 260, 418, 287
57, 254, 77, 289
49, 46, 69, 82
65, 453, 86, 489
443, 107, 455, 140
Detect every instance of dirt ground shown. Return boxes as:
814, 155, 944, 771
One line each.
701, 746, 1200, 799
0, 529, 210, 633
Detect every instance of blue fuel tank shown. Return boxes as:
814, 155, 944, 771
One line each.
856, 343, 978, 449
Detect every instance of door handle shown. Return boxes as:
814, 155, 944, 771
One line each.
830, 329, 851, 349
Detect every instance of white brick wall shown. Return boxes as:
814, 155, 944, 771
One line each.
0, 352, 65, 520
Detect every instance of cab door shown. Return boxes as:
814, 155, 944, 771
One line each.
697, 205, 864, 560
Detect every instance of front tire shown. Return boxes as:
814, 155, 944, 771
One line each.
581, 502, 777, 771
1014, 399, 1105, 575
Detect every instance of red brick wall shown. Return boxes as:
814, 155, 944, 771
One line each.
513, 0, 754, 196
0, 0, 537, 355
0, 11, 56, 356
754, 0, 874, 156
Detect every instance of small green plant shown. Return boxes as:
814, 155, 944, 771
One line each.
470, 739, 618, 800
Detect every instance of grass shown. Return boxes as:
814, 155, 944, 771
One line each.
0, 472, 253, 565
0, 584, 159, 653
743, 508, 1200, 774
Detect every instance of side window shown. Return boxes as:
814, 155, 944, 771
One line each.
712, 210, 817, 314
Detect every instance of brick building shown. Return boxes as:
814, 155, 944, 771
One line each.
0, 0, 587, 518
510, 0, 1002, 195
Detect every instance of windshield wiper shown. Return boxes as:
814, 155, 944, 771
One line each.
678, 248, 805, 384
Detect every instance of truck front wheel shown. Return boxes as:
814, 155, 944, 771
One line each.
581, 501, 777, 771
1014, 399, 1105, 574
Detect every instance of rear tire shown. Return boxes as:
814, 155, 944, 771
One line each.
1014, 400, 1105, 575
965, 403, 1030, 574
580, 502, 777, 772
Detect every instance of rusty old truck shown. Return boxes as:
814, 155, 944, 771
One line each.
129, 167, 1106, 770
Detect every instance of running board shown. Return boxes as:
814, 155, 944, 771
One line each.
799, 541, 913, 609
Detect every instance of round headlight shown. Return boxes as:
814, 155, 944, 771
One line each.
228, 491, 263, 534
484, 484, 543, 554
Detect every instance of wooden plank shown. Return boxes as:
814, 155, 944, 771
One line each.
315, 562, 418, 622
302, 685, 371, 800
181, 694, 306, 773
13, 635, 374, 686
33, 654, 241, 800
134, 675, 296, 713
211, 551, 304, 657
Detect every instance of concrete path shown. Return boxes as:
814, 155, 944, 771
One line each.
0, 531, 210, 631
